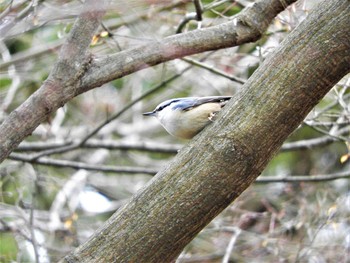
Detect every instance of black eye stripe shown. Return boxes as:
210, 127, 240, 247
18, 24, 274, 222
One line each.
155, 99, 181, 112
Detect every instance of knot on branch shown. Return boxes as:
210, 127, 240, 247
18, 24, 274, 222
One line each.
233, 0, 291, 44
231, 7, 270, 45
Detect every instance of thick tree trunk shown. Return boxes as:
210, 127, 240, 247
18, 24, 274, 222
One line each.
61, 0, 350, 262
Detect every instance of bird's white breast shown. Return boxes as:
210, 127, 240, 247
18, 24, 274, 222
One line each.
157, 103, 222, 139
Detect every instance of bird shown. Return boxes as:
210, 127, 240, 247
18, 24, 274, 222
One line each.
143, 96, 232, 139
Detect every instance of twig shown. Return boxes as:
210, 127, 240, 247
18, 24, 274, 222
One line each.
293, 214, 330, 263
8, 153, 349, 181
280, 126, 350, 151
182, 57, 246, 84
105, 0, 192, 32
0, 0, 37, 38
0, 40, 64, 70
16, 139, 181, 153
49, 170, 88, 231
256, 170, 350, 183
304, 121, 349, 142
306, 93, 350, 122
193, 0, 203, 22
15, 125, 349, 155
29, 168, 40, 263
176, 13, 198, 34
0, 40, 21, 111
8, 153, 159, 175
176, 0, 204, 34
176, 0, 234, 33
222, 228, 241, 263
27, 65, 193, 160
27, 52, 215, 160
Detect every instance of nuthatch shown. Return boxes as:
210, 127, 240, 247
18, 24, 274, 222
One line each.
143, 96, 232, 139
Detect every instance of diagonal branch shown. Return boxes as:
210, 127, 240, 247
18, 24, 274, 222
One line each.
59, 0, 349, 261
78, 0, 298, 94
13, 125, 350, 155
8, 153, 350, 182
0, 0, 297, 162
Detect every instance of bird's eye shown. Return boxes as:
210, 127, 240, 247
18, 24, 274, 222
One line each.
157, 105, 165, 111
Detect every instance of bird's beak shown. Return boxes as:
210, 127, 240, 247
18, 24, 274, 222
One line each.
143, 111, 156, 116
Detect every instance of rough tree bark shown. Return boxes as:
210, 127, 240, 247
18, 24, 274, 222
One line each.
0, 0, 297, 161
60, 0, 350, 262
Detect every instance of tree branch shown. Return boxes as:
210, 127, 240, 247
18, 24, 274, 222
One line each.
79, 0, 297, 93
257, 171, 350, 183
0, 0, 298, 162
0, 0, 106, 161
8, 153, 158, 175
14, 125, 350, 155
60, 0, 350, 261
8, 152, 350, 183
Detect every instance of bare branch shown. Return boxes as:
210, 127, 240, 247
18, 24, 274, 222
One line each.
16, 139, 181, 154
0, 0, 299, 162
14, 125, 349, 156
80, 0, 298, 94
222, 228, 241, 263
8, 153, 158, 175
256, 171, 350, 183
182, 57, 246, 84
8, 153, 350, 183
281, 126, 350, 151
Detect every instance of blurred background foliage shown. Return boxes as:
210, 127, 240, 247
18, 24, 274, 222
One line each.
0, 0, 349, 262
